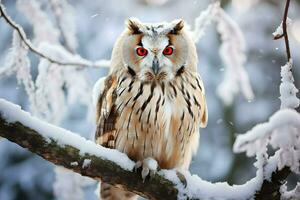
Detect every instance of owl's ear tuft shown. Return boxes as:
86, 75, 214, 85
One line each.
126, 18, 142, 34
169, 19, 184, 34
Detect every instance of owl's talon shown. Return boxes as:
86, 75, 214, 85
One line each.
141, 167, 150, 182
134, 157, 158, 182
176, 171, 187, 188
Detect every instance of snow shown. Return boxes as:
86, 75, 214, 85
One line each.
273, 22, 283, 38
70, 162, 79, 166
90, 14, 99, 18
234, 109, 300, 154
82, 159, 92, 169
279, 60, 299, 109
0, 98, 135, 171
161, 167, 263, 200
272, 18, 292, 38
234, 108, 300, 173
162, 151, 295, 200
37, 42, 96, 67
281, 182, 300, 200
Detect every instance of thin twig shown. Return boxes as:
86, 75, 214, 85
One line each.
0, 3, 110, 68
282, 0, 291, 61
274, 0, 291, 61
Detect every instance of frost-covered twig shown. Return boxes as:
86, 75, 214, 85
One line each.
233, 109, 300, 156
0, 3, 110, 68
215, 8, 254, 105
273, 0, 291, 60
49, 0, 77, 53
192, 1, 220, 43
191, 3, 254, 105
0, 31, 37, 112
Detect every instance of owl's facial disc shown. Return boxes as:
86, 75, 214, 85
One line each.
122, 19, 188, 82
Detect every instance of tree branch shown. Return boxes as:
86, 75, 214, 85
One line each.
0, 101, 177, 200
0, 3, 110, 68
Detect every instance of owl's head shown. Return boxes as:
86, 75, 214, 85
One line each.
111, 18, 198, 82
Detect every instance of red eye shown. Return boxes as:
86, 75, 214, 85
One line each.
136, 47, 148, 56
163, 46, 173, 55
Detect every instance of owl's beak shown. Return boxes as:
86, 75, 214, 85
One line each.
152, 57, 159, 75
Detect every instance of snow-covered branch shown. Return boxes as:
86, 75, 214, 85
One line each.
233, 1, 299, 197
0, 3, 110, 68
233, 60, 300, 198
215, 7, 254, 106
0, 98, 297, 200
0, 98, 178, 200
191, 2, 254, 105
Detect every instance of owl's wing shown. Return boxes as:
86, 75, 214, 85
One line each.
198, 76, 208, 128
94, 75, 118, 148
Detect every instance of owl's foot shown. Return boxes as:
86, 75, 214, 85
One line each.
134, 157, 158, 182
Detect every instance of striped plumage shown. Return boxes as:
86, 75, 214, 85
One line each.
94, 18, 207, 200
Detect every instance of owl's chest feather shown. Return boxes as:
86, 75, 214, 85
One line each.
113, 73, 202, 169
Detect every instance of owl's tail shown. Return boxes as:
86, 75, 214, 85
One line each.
100, 182, 138, 200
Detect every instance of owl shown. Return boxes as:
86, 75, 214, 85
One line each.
93, 18, 208, 200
